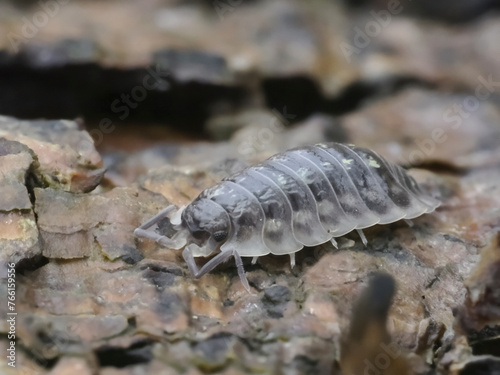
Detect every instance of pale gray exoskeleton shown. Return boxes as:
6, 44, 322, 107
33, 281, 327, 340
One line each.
135, 143, 441, 292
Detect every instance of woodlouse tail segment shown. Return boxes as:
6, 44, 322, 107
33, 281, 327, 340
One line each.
134, 205, 188, 250
183, 245, 251, 293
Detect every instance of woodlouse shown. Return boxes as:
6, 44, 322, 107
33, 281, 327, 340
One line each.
135, 143, 440, 291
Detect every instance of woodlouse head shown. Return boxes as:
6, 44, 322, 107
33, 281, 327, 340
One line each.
180, 198, 231, 257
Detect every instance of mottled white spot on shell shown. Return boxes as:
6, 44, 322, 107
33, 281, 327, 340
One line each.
298, 167, 315, 184
265, 219, 283, 232
342, 158, 353, 169
278, 175, 288, 185
368, 158, 381, 168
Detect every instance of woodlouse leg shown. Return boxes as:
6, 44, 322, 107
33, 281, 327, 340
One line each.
251, 256, 259, 265
330, 238, 338, 249
182, 247, 251, 293
182, 247, 233, 279
404, 219, 414, 227
289, 253, 296, 269
356, 229, 368, 247
233, 251, 251, 293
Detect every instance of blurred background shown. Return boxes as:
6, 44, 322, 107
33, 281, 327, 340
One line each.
1, 0, 499, 151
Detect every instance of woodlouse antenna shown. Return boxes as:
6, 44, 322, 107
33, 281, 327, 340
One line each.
135, 205, 187, 249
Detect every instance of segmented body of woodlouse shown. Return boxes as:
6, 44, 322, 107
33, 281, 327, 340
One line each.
135, 143, 440, 291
